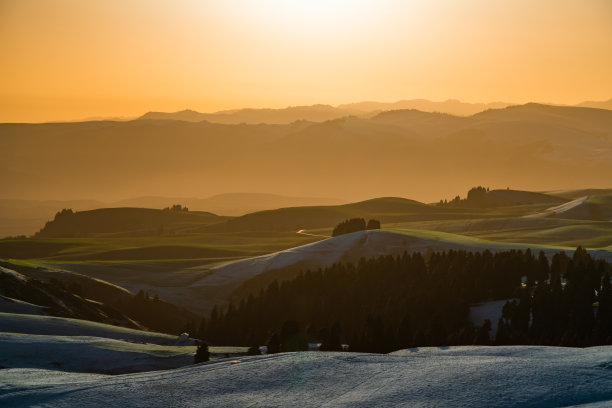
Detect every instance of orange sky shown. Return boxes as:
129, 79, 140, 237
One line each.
1, 0, 611, 123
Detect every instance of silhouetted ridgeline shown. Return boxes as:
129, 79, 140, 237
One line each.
438, 187, 566, 207
199, 247, 612, 352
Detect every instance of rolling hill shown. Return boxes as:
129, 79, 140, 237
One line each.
203, 197, 442, 233
0, 194, 344, 238
35, 207, 225, 238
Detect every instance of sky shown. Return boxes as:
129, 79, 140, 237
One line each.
1, 0, 611, 122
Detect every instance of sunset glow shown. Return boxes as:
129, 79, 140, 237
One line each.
1, 0, 611, 122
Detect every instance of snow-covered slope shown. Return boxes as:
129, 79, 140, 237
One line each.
0, 314, 248, 374
3, 346, 612, 407
0, 332, 194, 374
183, 229, 612, 314
0, 313, 185, 345
193, 229, 612, 293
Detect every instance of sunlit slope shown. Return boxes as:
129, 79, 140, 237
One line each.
540, 194, 612, 221
4, 347, 612, 407
389, 217, 612, 248
2, 104, 611, 202
547, 188, 612, 200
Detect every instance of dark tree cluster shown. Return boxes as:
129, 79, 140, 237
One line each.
332, 218, 380, 237
164, 204, 189, 212
198, 247, 612, 353
438, 186, 490, 206
55, 208, 74, 218
120, 290, 200, 335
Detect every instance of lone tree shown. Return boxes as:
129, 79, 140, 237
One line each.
266, 332, 281, 354
194, 340, 210, 363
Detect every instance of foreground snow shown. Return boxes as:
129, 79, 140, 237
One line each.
3, 346, 612, 407
0, 314, 250, 374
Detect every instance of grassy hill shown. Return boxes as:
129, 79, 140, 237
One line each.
439, 188, 567, 208
202, 197, 445, 233
482, 189, 566, 206
35, 207, 226, 238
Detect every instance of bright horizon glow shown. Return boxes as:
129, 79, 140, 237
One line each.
1, 0, 611, 122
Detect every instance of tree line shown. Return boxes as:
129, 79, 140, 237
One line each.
196, 247, 612, 353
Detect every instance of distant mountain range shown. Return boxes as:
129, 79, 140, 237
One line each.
2, 103, 611, 227
137, 98, 612, 124
576, 99, 612, 110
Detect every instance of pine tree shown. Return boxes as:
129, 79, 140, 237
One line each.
266, 332, 281, 354
194, 341, 210, 363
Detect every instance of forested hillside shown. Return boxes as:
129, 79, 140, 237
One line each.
201, 247, 612, 352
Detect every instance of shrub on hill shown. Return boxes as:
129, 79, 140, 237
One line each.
332, 218, 380, 237
194, 341, 210, 363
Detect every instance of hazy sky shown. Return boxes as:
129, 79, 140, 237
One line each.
1, 0, 611, 122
